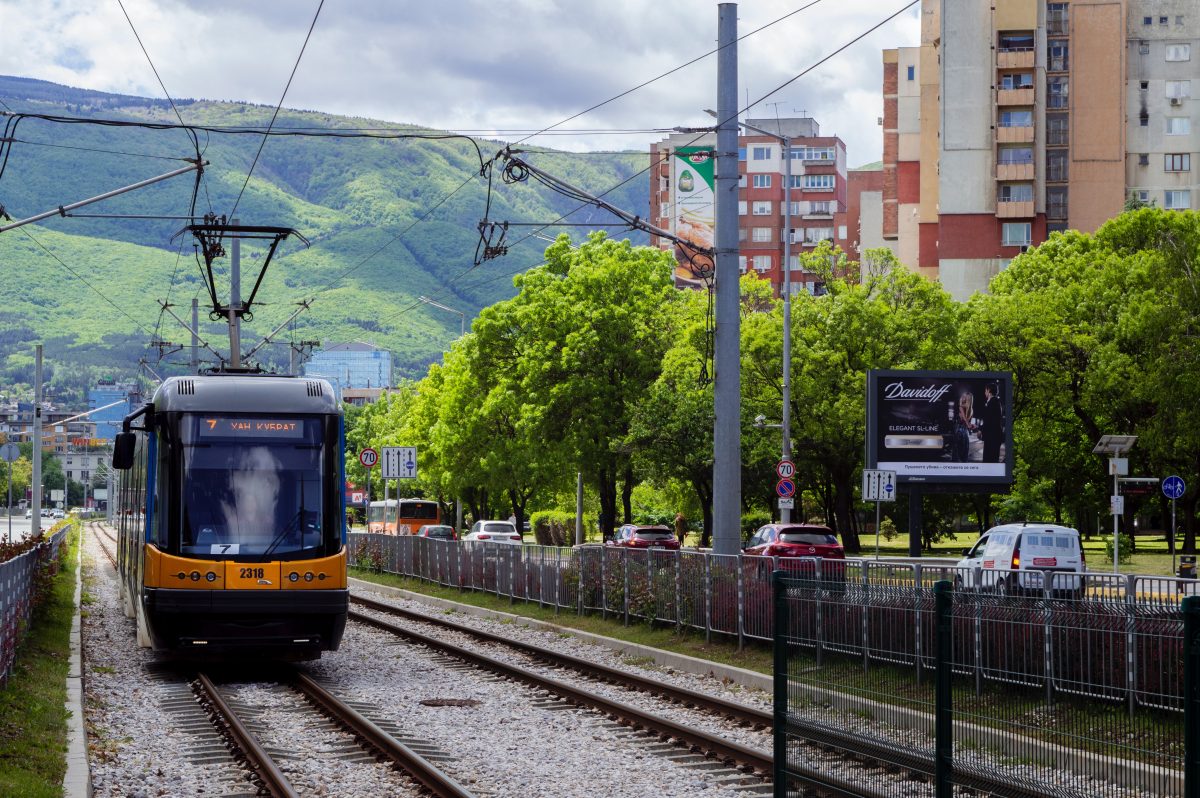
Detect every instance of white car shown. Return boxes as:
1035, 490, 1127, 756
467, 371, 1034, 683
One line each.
956, 523, 1085, 597
463, 520, 523, 544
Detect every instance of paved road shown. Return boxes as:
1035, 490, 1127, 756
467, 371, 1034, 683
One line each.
0, 515, 58, 543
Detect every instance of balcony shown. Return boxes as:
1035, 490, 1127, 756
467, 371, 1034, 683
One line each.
997, 48, 1035, 69
996, 200, 1035, 218
1047, 201, 1068, 221
997, 87, 1035, 105
996, 125, 1034, 143
996, 162, 1035, 180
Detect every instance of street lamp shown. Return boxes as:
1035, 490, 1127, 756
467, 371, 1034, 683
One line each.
707, 111, 795, 521
1092, 435, 1137, 573
418, 296, 465, 338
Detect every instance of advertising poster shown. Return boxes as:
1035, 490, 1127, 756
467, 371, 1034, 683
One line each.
670, 145, 715, 288
866, 370, 1013, 485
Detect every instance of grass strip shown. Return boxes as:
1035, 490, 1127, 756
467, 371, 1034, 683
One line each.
0, 523, 80, 797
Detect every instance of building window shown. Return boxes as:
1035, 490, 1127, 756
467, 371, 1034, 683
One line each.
739, 256, 747, 272
788, 254, 800, 271
81, 470, 89, 481
1047, 3, 1068, 35
999, 109, 1033, 127
1139, 40, 1150, 55
793, 146, 835, 161
738, 228, 747, 242
808, 200, 834, 215
1000, 72, 1034, 90
1139, 153, 1150, 166
752, 255, 772, 270
752, 200, 773, 215
1166, 80, 1191, 98
738, 201, 747, 216
1137, 190, 1150, 203
1140, 80, 1150, 91
998, 183, 1034, 202
1166, 44, 1191, 62
752, 145, 772, 160
752, 174, 772, 188
1160, 16, 1169, 25
1178, 16, 1185, 26
789, 201, 803, 215
1166, 117, 1191, 135
1166, 153, 1191, 171
738, 174, 747, 188
999, 146, 1033, 165
1047, 149, 1068, 181
1002, 222, 1031, 247
1048, 42, 1069, 71
1047, 187, 1068, 221
751, 226, 772, 242
1047, 76, 1069, 108
1047, 114, 1068, 145
1165, 190, 1191, 209
1143, 16, 1152, 26
802, 174, 836, 190
998, 32, 1034, 51
738, 147, 746, 161
803, 227, 834, 244
907, 65, 915, 80
788, 175, 804, 188
659, 202, 669, 218
1140, 112, 1150, 127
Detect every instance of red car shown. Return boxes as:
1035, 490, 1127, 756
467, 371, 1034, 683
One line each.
415, 524, 458, 541
608, 524, 681, 550
744, 524, 845, 559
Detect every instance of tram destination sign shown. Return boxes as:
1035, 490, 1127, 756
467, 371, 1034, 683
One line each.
197, 418, 306, 439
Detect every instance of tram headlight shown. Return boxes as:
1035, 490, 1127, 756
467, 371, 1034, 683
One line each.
304, 572, 314, 582
205, 571, 217, 582
189, 571, 201, 582
288, 572, 300, 583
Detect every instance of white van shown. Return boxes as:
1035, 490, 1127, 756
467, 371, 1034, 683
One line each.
956, 523, 1085, 597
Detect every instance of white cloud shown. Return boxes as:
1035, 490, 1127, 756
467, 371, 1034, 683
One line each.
0, 0, 920, 162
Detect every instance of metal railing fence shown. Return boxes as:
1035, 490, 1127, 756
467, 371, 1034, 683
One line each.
348, 533, 1192, 711
774, 574, 1190, 798
0, 525, 69, 685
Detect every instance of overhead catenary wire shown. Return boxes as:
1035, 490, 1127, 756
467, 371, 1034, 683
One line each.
228, 0, 325, 221
116, 0, 189, 130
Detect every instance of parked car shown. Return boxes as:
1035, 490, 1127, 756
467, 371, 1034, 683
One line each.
744, 524, 844, 559
416, 524, 458, 541
956, 523, 1085, 597
24, 509, 32, 519
608, 524, 680, 550
463, 520, 523, 544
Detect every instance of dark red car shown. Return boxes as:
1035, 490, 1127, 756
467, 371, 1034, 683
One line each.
744, 524, 845, 559
608, 524, 681, 550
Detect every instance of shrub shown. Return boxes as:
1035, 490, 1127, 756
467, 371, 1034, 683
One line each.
1104, 534, 1133, 565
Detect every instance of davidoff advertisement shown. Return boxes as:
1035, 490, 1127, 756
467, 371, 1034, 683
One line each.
866, 370, 1013, 485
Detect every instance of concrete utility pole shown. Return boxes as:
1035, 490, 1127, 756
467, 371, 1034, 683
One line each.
712, 3, 741, 555
32, 344, 42, 536
191, 298, 199, 373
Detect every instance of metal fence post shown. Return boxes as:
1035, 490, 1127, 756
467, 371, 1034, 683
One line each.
601, 546, 608, 621
773, 570, 789, 798
705, 555, 712, 644
1185, 595, 1199, 798
934, 579, 953, 798
814, 558, 824, 667
737, 555, 745, 651
1126, 573, 1138, 718
914, 563, 923, 684
1044, 571, 1054, 706
675, 552, 682, 631
862, 563, 870, 672
647, 551, 654, 624
623, 552, 630, 626
973, 565, 983, 696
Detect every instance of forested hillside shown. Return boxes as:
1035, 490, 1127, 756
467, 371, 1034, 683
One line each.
0, 75, 648, 402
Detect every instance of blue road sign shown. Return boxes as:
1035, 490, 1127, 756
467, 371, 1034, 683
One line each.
776, 478, 796, 498
1163, 475, 1186, 500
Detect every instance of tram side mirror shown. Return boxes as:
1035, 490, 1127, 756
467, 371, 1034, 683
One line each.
112, 432, 136, 470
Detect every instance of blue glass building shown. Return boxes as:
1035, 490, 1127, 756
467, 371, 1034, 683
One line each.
302, 342, 393, 401
88, 382, 133, 443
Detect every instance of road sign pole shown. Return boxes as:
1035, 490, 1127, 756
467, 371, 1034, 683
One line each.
1174, 498, 1178, 577
875, 500, 881, 560
6, 460, 11, 544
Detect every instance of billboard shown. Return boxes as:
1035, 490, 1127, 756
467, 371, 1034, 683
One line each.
669, 145, 715, 289
866, 370, 1013, 485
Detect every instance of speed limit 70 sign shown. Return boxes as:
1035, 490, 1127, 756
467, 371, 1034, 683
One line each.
358, 448, 378, 469
776, 459, 796, 479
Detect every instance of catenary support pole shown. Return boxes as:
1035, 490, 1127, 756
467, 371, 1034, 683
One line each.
575, 472, 584, 546
228, 219, 242, 369
33, 344, 42, 536
191, 298, 199, 372
712, 3, 741, 555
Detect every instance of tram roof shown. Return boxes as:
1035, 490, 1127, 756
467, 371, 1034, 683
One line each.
153, 375, 341, 414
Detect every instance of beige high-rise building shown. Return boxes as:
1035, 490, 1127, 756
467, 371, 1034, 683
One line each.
882, 0, 1199, 301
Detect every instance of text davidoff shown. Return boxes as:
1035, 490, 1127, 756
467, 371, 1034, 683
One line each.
882, 382, 952, 403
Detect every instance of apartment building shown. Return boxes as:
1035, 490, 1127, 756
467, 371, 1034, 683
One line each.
301, 342, 393, 401
649, 118, 850, 296
882, 0, 1198, 301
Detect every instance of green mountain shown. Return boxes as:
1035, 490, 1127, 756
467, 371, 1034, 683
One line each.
0, 75, 649, 402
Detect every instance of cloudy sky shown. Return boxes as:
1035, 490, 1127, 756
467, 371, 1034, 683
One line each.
0, 0, 919, 165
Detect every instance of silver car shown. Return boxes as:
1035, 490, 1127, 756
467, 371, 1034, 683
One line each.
463, 520, 523, 544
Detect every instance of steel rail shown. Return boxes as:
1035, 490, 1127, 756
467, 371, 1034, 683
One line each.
351, 595, 1057, 798
351, 593, 771, 726
349, 608, 884, 798
194, 672, 298, 798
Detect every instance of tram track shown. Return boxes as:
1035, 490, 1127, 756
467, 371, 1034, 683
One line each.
350, 592, 1060, 798
193, 667, 476, 798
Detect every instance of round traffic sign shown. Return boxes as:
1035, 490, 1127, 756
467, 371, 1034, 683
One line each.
0, 442, 19, 463
1163, 475, 1186, 500
776, 459, 796, 479
776, 478, 796, 498
359, 448, 378, 469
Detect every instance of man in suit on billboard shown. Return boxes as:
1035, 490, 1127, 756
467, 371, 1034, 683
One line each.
979, 382, 1005, 463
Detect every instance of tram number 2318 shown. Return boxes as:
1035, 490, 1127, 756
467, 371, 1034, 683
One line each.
239, 567, 266, 580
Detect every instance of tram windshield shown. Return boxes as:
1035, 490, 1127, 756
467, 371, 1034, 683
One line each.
178, 414, 327, 558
